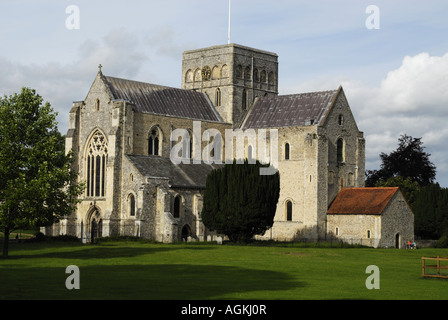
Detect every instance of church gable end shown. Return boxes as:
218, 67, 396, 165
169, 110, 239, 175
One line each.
83, 70, 115, 114
320, 87, 360, 133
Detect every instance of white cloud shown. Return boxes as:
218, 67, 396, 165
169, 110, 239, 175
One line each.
283, 51, 448, 186
0, 29, 149, 133
377, 52, 448, 115
344, 52, 448, 185
75, 28, 147, 78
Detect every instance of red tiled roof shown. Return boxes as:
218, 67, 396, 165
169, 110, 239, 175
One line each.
327, 187, 399, 215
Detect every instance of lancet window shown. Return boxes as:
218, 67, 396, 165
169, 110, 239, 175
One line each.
286, 201, 292, 221
148, 128, 160, 156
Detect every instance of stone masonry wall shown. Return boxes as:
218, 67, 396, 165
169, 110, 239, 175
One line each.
182, 44, 278, 127
327, 191, 414, 248
380, 191, 414, 248
327, 214, 381, 247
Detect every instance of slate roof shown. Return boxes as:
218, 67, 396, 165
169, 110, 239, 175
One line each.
241, 88, 339, 129
102, 75, 222, 122
127, 155, 223, 189
327, 187, 400, 215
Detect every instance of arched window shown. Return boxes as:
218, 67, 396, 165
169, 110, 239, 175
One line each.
242, 89, 247, 110
194, 69, 201, 82
338, 114, 344, 126
253, 68, 259, 82
128, 194, 135, 217
215, 88, 221, 107
260, 70, 266, 83
221, 64, 229, 78
212, 66, 220, 80
86, 130, 108, 197
244, 66, 251, 80
187, 130, 193, 159
235, 65, 243, 79
286, 201, 292, 221
337, 138, 344, 163
285, 143, 290, 160
268, 71, 275, 85
174, 195, 182, 218
185, 70, 193, 83
148, 128, 160, 156
248, 145, 253, 162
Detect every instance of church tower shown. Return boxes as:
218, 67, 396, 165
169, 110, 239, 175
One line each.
182, 44, 278, 127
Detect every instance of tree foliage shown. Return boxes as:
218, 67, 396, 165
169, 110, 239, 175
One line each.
366, 134, 436, 187
375, 176, 420, 204
0, 87, 84, 257
365, 134, 447, 242
411, 183, 448, 240
201, 160, 280, 243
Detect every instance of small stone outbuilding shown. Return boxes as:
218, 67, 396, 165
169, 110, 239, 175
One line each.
327, 187, 414, 248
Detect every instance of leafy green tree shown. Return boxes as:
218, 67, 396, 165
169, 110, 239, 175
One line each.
366, 134, 436, 187
0, 87, 84, 257
375, 176, 420, 204
201, 160, 280, 243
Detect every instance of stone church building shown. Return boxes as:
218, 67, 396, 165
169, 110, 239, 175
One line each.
43, 43, 414, 247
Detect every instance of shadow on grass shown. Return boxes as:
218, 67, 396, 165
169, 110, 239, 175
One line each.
4, 243, 215, 260
0, 263, 303, 300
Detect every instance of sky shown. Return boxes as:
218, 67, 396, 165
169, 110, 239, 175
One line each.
1, 0, 448, 186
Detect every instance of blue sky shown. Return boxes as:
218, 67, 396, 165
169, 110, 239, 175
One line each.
1, 0, 448, 186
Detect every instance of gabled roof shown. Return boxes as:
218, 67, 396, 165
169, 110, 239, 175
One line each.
127, 155, 223, 189
102, 75, 223, 122
327, 187, 400, 215
241, 88, 339, 129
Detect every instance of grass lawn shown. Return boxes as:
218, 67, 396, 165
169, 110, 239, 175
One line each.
0, 239, 447, 300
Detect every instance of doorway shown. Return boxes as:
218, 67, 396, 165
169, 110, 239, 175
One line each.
88, 207, 103, 243
181, 224, 192, 241
395, 233, 400, 249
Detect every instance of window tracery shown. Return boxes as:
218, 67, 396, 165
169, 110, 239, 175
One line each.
86, 130, 108, 197
148, 128, 160, 156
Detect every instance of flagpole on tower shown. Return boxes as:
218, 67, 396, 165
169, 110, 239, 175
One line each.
227, 0, 231, 44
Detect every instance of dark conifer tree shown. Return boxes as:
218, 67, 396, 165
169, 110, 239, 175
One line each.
202, 160, 280, 243
412, 183, 448, 240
